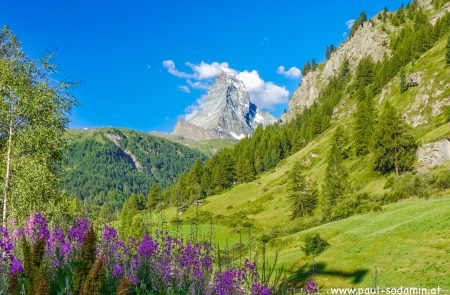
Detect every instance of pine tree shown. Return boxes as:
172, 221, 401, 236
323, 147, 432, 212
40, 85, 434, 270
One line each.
118, 194, 139, 239
350, 12, 367, 37
373, 103, 418, 176
236, 156, 255, 183
311, 59, 318, 70
322, 130, 350, 220
302, 61, 311, 76
354, 56, 375, 94
446, 35, 450, 65
325, 44, 336, 60
353, 96, 376, 156
399, 69, 408, 93
146, 183, 161, 209
288, 161, 317, 219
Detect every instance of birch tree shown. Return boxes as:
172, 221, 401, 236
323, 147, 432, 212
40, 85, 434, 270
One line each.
0, 26, 75, 225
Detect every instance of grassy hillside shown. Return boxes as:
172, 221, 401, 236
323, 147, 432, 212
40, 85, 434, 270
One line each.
62, 128, 207, 207
152, 33, 450, 288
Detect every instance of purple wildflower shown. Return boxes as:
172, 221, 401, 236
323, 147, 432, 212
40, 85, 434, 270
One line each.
137, 236, 158, 259
252, 283, 272, 295
24, 213, 50, 243
9, 255, 24, 274
305, 280, 319, 293
68, 218, 90, 247
112, 264, 123, 278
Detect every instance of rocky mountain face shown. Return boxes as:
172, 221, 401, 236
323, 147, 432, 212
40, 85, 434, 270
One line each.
173, 72, 276, 141
282, 0, 450, 122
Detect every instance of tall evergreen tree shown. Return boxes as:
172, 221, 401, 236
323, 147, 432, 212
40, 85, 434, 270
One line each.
322, 129, 350, 220
353, 96, 376, 156
325, 44, 336, 60
146, 183, 161, 209
399, 69, 408, 93
288, 161, 317, 219
118, 194, 139, 239
302, 61, 311, 76
446, 35, 450, 65
350, 12, 367, 37
311, 59, 318, 70
373, 103, 418, 176
236, 156, 255, 183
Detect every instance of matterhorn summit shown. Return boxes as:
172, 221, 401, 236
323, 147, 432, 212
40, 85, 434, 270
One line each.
173, 71, 276, 141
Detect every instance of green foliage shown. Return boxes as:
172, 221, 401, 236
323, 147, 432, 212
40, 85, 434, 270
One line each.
0, 26, 75, 224
62, 129, 207, 208
118, 194, 140, 239
302, 61, 311, 76
321, 129, 350, 221
373, 103, 417, 176
311, 58, 318, 70
325, 44, 336, 60
22, 238, 49, 294
81, 258, 106, 295
353, 56, 375, 95
288, 161, 317, 219
302, 233, 329, 257
74, 226, 97, 294
399, 68, 408, 93
446, 35, 450, 65
353, 94, 376, 156
350, 12, 367, 38
146, 183, 161, 209
432, 0, 450, 9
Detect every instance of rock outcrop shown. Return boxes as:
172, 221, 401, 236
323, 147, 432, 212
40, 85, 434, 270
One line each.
417, 138, 450, 171
282, 19, 391, 121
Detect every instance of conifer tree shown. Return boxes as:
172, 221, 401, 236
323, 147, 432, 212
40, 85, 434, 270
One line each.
399, 69, 408, 93
146, 183, 161, 209
118, 194, 139, 239
322, 129, 350, 220
288, 161, 317, 219
325, 44, 336, 60
350, 12, 367, 37
373, 103, 417, 176
311, 59, 318, 70
236, 156, 255, 183
353, 95, 376, 156
446, 35, 450, 65
302, 61, 311, 76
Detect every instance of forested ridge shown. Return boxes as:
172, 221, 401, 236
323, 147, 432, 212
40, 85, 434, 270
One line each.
61, 128, 207, 208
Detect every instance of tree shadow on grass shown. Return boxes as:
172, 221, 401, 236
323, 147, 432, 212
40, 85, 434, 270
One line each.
289, 263, 368, 285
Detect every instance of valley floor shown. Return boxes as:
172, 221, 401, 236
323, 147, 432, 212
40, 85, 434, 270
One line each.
158, 196, 450, 288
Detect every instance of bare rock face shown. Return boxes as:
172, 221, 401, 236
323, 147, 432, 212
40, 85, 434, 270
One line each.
417, 138, 450, 171
282, 21, 390, 121
173, 72, 276, 141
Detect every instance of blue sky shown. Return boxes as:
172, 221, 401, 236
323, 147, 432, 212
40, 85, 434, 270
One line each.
1, 0, 408, 132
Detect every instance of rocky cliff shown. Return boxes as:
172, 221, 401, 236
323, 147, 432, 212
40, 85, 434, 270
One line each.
282, 0, 450, 122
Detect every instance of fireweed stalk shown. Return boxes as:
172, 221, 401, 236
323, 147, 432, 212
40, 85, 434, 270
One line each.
0, 213, 276, 294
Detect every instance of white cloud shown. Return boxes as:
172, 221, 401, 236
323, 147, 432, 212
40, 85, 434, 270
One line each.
162, 60, 195, 79
277, 65, 302, 79
346, 19, 355, 30
186, 61, 233, 79
238, 70, 289, 110
163, 60, 289, 111
178, 85, 191, 93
